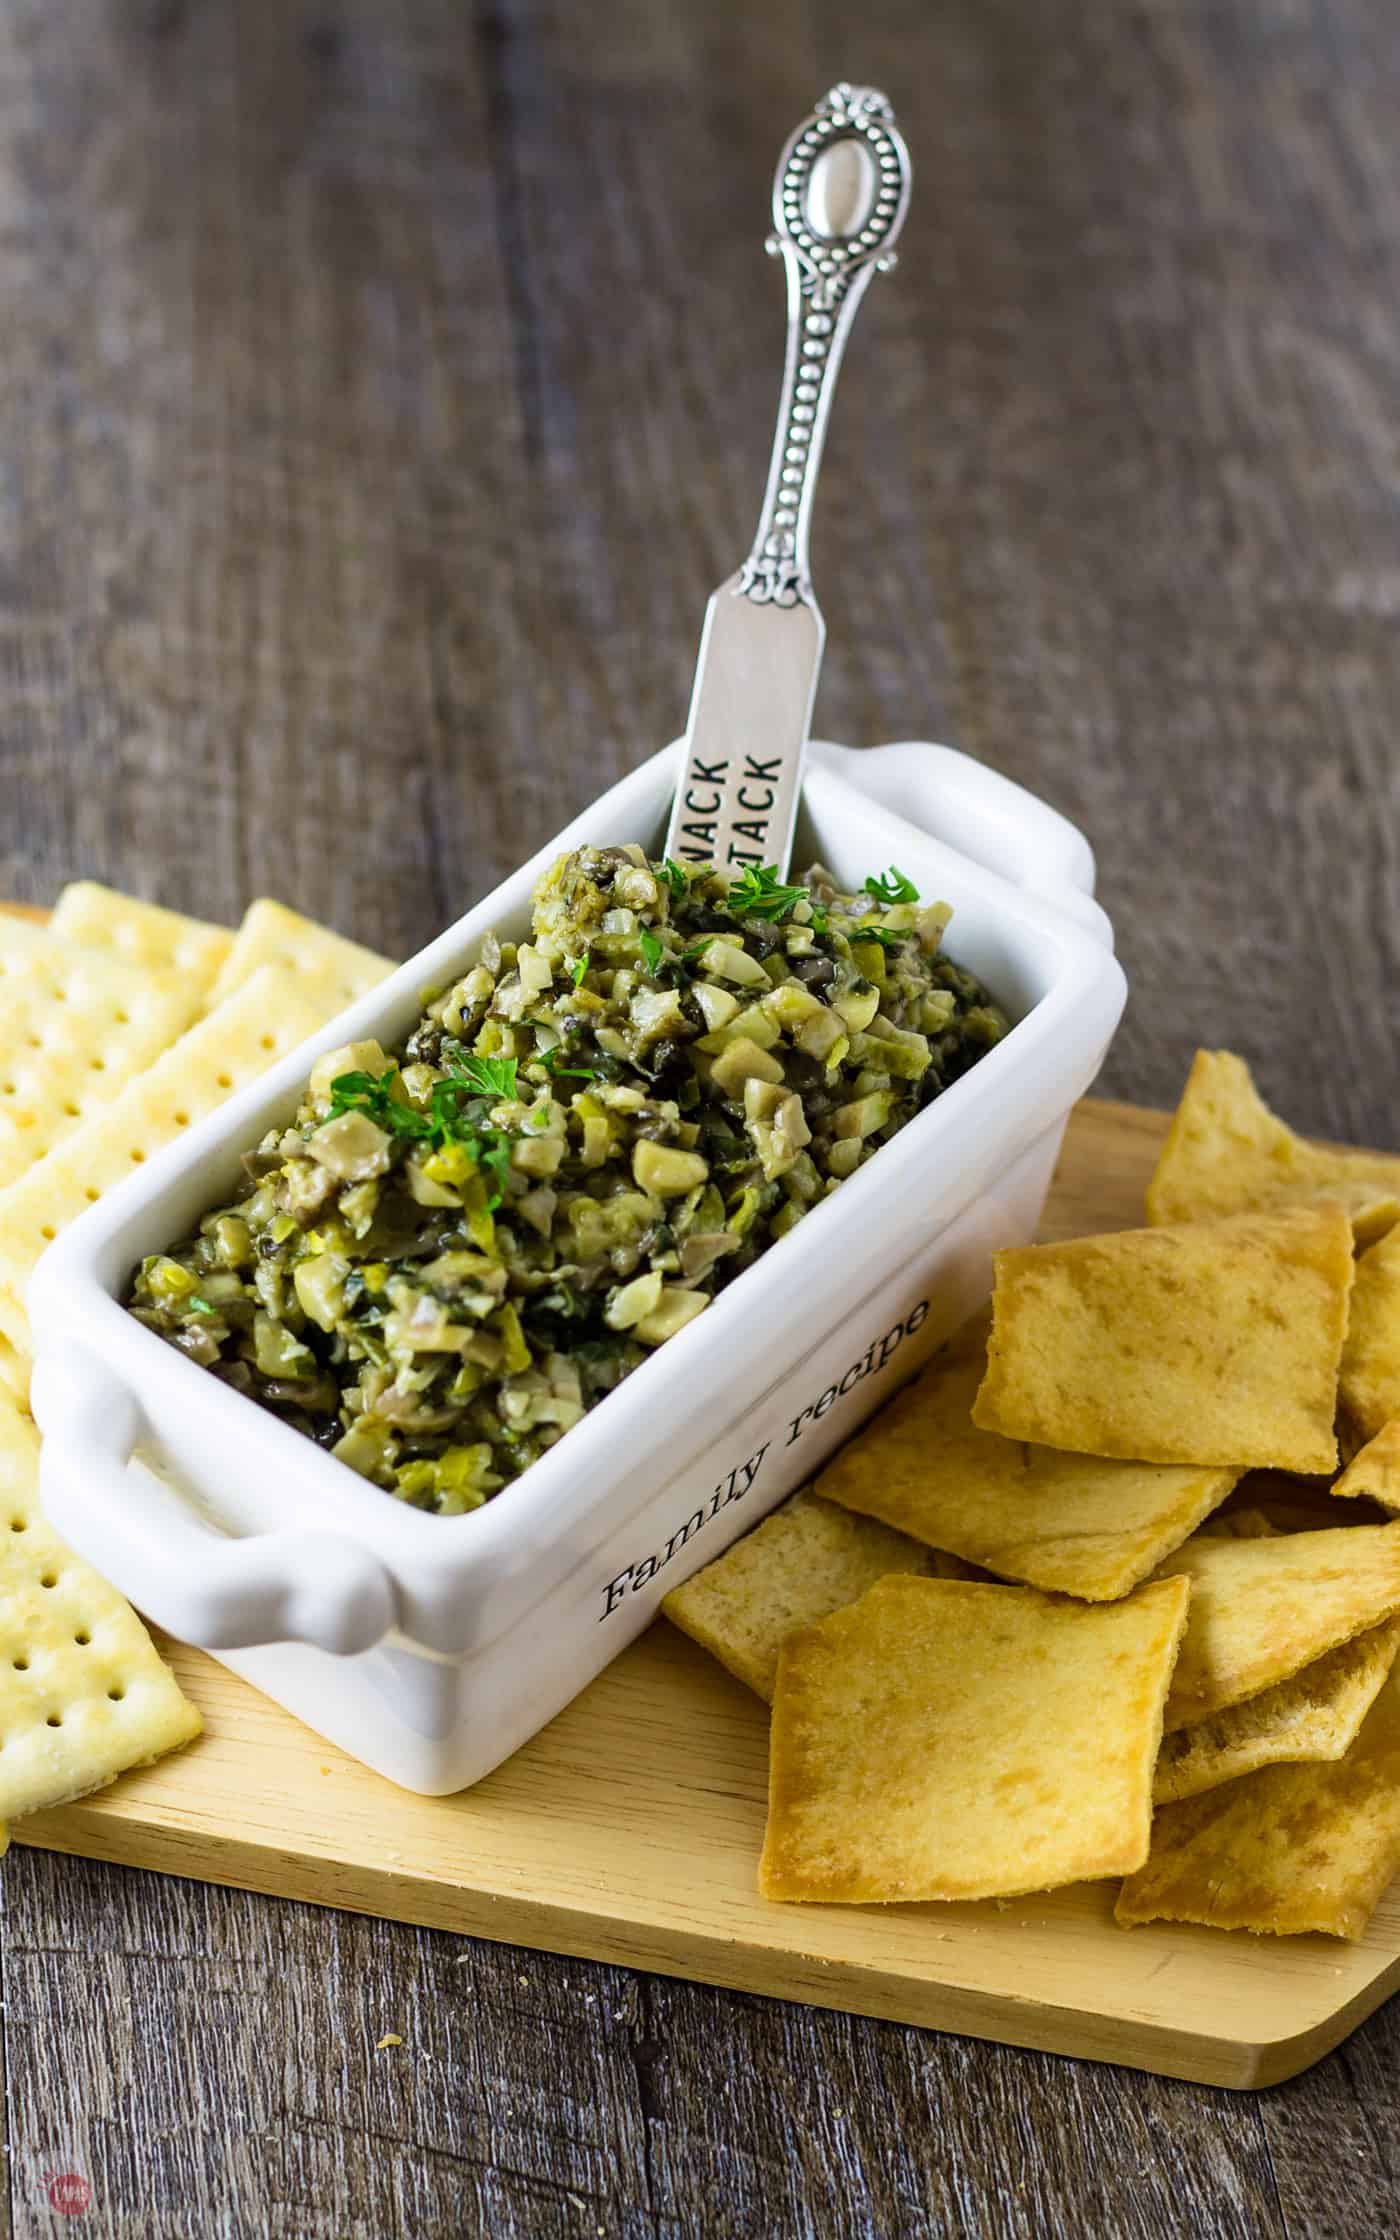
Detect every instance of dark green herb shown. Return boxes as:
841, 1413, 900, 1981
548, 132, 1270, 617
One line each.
637, 927, 665, 976
328, 1071, 434, 1142
328, 1066, 517, 1209
726, 864, 813, 923
863, 865, 920, 907
656, 858, 691, 900
443, 1049, 519, 1101
538, 1046, 597, 1081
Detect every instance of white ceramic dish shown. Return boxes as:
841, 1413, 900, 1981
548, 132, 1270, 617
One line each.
29, 738, 1125, 1793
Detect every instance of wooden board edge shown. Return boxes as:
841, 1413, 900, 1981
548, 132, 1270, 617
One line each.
14, 1808, 1391, 2090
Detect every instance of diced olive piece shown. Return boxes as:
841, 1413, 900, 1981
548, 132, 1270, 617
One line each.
678, 1231, 739, 1282
631, 987, 687, 1042
516, 1184, 558, 1237
516, 942, 554, 995
691, 983, 740, 1034
436, 1444, 501, 1514
308, 1040, 392, 1111
794, 1006, 845, 1062
293, 1254, 348, 1332
579, 1114, 612, 1168
768, 1090, 811, 1157
962, 1004, 1008, 1046
332, 1418, 396, 1480
743, 1077, 786, 1125
764, 982, 825, 1030
196, 1271, 247, 1306
833, 1090, 894, 1140
697, 1005, 781, 1055
916, 901, 953, 950
424, 1142, 479, 1192
851, 1024, 931, 1081
851, 939, 888, 984
920, 990, 957, 1032
710, 1037, 784, 1097
143, 1255, 200, 1304
605, 1268, 664, 1329
700, 939, 769, 987
826, 1138, 863, 1179
253, 1311, 317, 1380
615, 864, 659, 910
421, 1252, 508, 1300
405, 1158, 463, 1207
632, 1140, 709, 1197
833, 984, 881, 1033
635, 1287, 710, 1345
309, 1110, 392, 1182
512, 1133, 565, 1177
494, 1301, 533, 1375
385, 1291, 474, 1353
743, 1079, 811, 1180
209, 1215, 253, 1267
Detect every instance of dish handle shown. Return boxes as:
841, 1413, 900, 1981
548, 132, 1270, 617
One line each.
810, 738, 1115, 947
32, 1351, 397, 1656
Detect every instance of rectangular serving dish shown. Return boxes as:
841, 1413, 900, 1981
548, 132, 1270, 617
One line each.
28, 739, 1125, 1792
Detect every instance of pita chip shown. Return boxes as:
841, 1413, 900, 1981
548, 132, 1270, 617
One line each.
1155, 1521, 1400, 1731
1120, 1668, 1400, 1939
1333, 1423, 1400, 1517
817, 1325, 1236, 1600
973, 1206, 1353, 1473
759, 1574, 1190, 1905
1146, 1050, 1400, 1247
1154, 1620, 1400, 1804
662, 1490, 944, 1703
1340, 1225, 1400, 1447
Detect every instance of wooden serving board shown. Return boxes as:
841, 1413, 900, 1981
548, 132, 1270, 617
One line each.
13, 1092, 1400, 2091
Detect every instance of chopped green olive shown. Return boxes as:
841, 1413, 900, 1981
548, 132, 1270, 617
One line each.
125, 846, 1007, 1514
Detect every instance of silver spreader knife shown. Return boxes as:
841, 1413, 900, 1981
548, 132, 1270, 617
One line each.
662, 84, 912, 880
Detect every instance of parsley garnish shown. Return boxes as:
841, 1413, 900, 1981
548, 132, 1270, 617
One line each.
570, 951, 591, 987
723, 864, 830, 935
863, 865, 919, 907
443, 1048, 519, 1101
187, 1296, 217, 1315
656, 858, 690, 900
726, 864, 812, 922
638, 927, 665, 975
538, 1045, 597, 1081
327, 1070, 430, 1141
851, 924, 903, 952
478, 1137, 514, 1198
327, 1064, 520, 1208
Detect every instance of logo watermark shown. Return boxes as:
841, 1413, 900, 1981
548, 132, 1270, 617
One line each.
44, 2170, 91, 2216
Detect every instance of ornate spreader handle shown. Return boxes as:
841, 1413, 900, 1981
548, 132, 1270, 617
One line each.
662, 84, 913, 878
738, 85, 913, 610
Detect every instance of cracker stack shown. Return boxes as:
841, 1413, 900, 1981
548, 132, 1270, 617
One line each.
0, 881, 394, 1845
667, 1053, 1400, 1941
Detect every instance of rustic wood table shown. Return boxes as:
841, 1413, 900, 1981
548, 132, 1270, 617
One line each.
2, 1, 1397, 2233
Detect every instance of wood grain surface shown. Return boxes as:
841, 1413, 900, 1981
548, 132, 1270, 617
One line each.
0, 0, 1397, 2234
